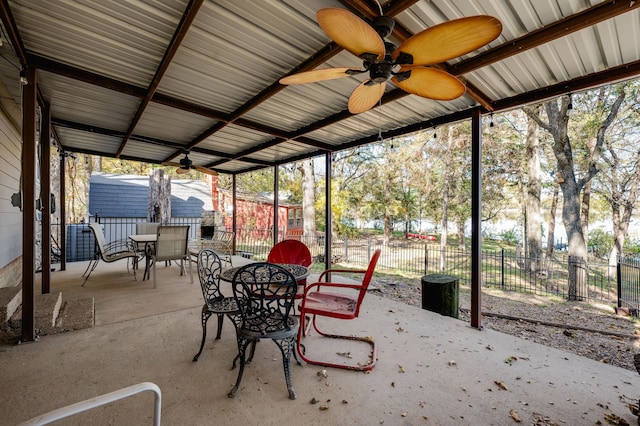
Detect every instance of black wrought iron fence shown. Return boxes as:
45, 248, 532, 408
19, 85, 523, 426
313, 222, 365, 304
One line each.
618, 258, 640, 315
231, 234, 621, 305
54, 223, 631, 310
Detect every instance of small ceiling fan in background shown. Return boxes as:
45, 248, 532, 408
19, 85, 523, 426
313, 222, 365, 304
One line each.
163, 151, 218, 176
279, 7, 502, 114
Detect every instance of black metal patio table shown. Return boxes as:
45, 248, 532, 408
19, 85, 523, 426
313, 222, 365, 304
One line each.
220, 263, 309, 284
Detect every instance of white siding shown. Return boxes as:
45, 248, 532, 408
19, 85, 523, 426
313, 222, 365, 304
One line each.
0, 78, 23, 288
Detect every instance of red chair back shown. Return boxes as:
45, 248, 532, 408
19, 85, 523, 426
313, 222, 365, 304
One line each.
354, 249, 381, 316
267, 240, 313, 267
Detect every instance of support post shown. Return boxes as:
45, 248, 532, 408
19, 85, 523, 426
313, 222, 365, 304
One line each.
21, 66, 37, 342
41, 102, 51, 294
60, 153, 67, 271
470, 109, 483, 329
273, 164, 279, 245
324, 152, 332, 272
232, 175, 237, 254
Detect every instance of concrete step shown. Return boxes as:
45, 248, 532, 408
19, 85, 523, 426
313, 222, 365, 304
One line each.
9, 292, 62, 336
0, 285, 21, 324
55, 298, 95, 332
1, 292, 94, 343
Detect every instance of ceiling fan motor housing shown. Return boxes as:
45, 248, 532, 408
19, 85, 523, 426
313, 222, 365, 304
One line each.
179, 154, 192, 168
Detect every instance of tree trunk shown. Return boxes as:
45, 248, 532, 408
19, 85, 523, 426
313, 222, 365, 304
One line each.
440, 127, 453, 271
581, 179, 592, 250
527, 97, 588, 300
383, 172, 392, 245
457, 222, 465, 249
526, 109, 542, 272
607, 148, 640, 277
93, 156, 102, 172
149, 169, 171, 224
561, 174, 588, 300
545, 180, 559, 260
518, 175, 527, 259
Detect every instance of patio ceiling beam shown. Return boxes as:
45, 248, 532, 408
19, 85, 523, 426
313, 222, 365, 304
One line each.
0, 1, 27, 67
115, 0, 204, 158
270, 58, 640, 173
57, 143, 273, 172
491, 58, 640, 111
52, 118, 272, 167
28, 54, 146, 97
450, 0, 640, 76
173, 41, 345, 163
223, 53, 640, 175
206, 137, 295, 168
26, 55, 331, 157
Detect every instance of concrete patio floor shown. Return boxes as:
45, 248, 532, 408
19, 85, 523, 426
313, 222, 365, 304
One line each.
1, 257, 639, 425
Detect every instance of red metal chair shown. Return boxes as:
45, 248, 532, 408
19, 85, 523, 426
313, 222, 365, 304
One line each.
296, 249, 381, 371
267, 239, 313, 297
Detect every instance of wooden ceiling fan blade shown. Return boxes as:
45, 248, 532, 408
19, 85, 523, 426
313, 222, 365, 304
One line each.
193, 165, 219, 176
393, 15, 502, 66
176, 167, 190, 175
162, 161, 181, 168
280, 67, 362, 85
317, 8, 385, 60
348, 80, 386, 114
392, 67, 465, 100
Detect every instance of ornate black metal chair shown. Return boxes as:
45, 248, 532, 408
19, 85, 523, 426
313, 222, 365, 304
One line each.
228, 263, 299, 400
192, 249, 241, 362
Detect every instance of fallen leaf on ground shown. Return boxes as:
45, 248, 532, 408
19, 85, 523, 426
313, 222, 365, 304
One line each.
495, 380, 508, 390
604, 412, 629, 425
509, 408, 521, 422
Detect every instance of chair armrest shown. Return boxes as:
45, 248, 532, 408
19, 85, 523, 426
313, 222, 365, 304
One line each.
103, 239, 135, 255
317, 268, 366, 282
301, 281, 364, 300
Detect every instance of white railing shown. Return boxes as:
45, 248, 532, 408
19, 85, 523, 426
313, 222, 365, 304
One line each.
18, 382, 161, 426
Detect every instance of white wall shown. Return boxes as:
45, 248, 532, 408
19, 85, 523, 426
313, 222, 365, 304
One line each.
0, 77, 23, 288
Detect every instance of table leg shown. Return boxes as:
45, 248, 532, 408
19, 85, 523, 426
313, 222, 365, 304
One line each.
143, 243, 153, 281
